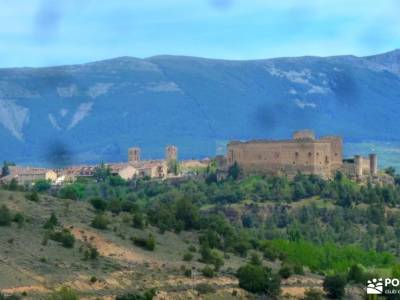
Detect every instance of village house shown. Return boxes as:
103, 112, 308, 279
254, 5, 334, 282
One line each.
108, 163, 139, 180
131, 161, 168, 178
1, 166, 58, 185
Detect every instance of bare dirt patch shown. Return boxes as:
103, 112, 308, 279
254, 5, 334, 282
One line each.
71, 227, 153, 265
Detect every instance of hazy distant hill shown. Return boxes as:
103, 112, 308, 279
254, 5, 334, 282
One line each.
1, 50, 400, 165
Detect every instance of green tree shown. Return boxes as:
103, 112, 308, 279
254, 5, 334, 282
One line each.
228, 161, 242, 180
347, 264, 364, 284
34, 179, 52, 192
116, 289, 156, 300
90, 197, 108, 211
175, 197, 199, 230
237, 264, 281, 296
44, 212, 59, 230
59, 183, 85, 200
323, 275, 346, 299
109, 175, 126, 187
94, 162, 111, 182
50, 229, 75, 248
249, 252, 262, 266
392, 264, 400, 278
26, 191, 40, 202
279, 265, 292, 279
132, 213, 145, 229
201, 265, 215, 278
8, 178, 19, 191
91, 214, 110, 230
385, 167, 396, 177
132, 234, 156, 251
1, 161, 15, 177
0, 205, 12, 226
167, 159, 180, 175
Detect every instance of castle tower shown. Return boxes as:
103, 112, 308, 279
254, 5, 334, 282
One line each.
369, 154, 378, 176
128, 147, 140, 163
165, 145, 178, 162
354, 155, 363, 177
320, 136, 343, 171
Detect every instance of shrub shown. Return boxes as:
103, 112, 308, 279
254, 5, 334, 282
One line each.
188, 245, 196, 252
184, 268, 192, 277
0, 205, 12, 226
293, 264, 305, 275
132, 213, 145, 229
115, 289, 156, 300
109, 175, 126, 187
108, 198, 122, 214
46, 287, 79, 300
279, 265, 293, 279
13, 212, 25, 227
347, 264, 364, 284
34, 179, 51, 192
89, 246, 99, 259
303, 288, 323, 300
44, 213, 59, 230
323, 275, 346, 299
199, 246, 224, 270
195, 283, 216, 295
50, 229, 75, 248
25, 191, 39, 202
262, 242, 281, 261
0, 294, 21, 300
8, 179, 19, 191
183, 252, 194, 262
132, 234, 155, 251
84, 246, 99, 260
90, 276, 97, 283
249, 252, 262, 266
201, 266, 215, 278
392, 264, 400, 278
90, 197, 108, 211
91, 214, 109, 230
237, 264, 281, 296
59, 183, 85, 200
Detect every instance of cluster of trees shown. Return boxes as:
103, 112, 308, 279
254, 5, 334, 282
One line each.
4, 161, 400, 292
236, 253, 281, 297
261, 240, 394, 273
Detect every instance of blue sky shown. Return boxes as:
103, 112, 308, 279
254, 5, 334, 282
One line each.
0, 0, 399, 67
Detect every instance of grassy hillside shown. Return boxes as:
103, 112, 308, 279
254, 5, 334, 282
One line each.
0, 190, 249, 299
1, 169, 400, 299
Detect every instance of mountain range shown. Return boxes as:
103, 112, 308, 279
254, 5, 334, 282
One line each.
1, 50, 400, 166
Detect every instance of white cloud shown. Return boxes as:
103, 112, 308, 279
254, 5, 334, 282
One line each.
294, 99, 316, 109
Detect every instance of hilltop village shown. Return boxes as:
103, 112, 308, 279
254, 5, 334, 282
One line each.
0, 130, 399, 300
0, 130, 392, 186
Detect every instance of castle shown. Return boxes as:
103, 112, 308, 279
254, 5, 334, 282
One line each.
223, 130, 378, 179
